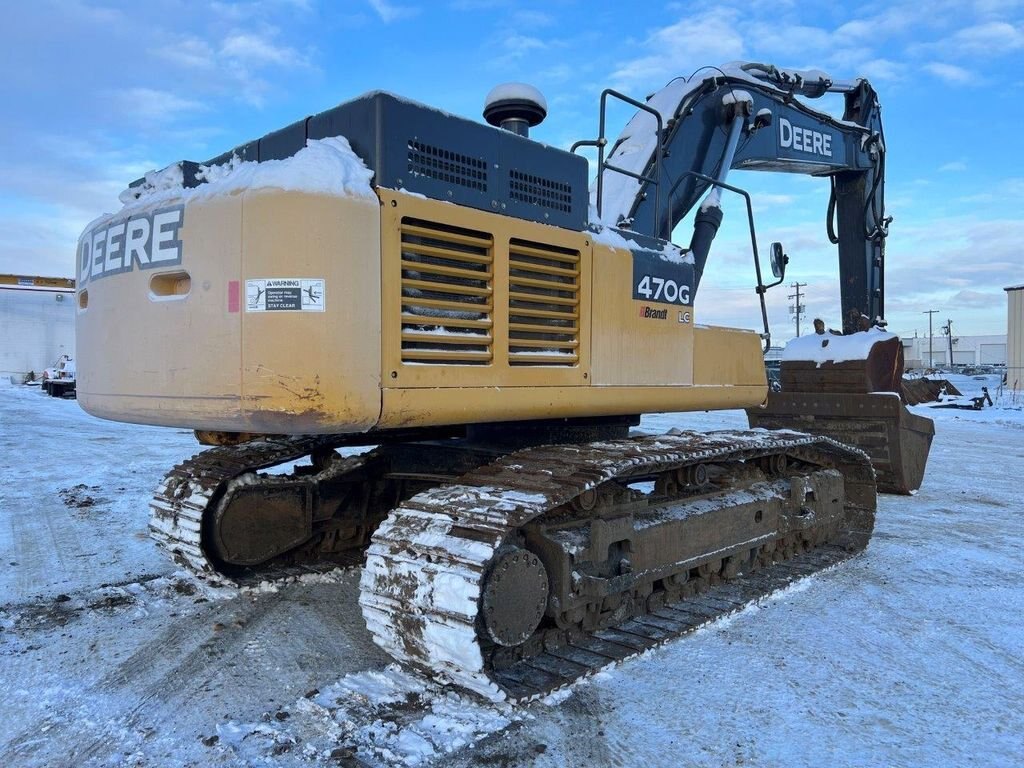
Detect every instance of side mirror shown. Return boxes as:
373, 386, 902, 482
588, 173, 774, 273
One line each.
770, 241, 788, 280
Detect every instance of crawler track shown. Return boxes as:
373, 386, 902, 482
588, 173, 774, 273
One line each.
359, 430, 875, 702
150, 436, 367, 588
490, 544, 851, 700
150, 428, 874, 700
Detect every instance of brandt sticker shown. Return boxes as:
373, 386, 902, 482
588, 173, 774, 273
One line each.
246, 278, 325, 312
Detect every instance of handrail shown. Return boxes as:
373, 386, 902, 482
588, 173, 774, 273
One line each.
669, 170, 777, 352
572, 88, 665, 233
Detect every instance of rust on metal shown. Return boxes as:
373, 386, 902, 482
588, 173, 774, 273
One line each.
748, 335, 934, 495
901, 378, 962, 405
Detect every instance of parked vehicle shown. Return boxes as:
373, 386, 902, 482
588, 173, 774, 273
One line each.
41, 355, 76, 398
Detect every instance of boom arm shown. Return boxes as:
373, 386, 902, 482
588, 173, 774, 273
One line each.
593, 62, 888, 334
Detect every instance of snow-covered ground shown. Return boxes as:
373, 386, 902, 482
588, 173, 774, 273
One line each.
1, 378, 1022, 767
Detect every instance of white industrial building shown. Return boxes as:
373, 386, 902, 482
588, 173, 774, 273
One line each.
768, 292, 1020, 379
901, 333, 1006, 370
0, 275, 76, 381
767, 334, 1007, 370
1007, 285, 1023, 392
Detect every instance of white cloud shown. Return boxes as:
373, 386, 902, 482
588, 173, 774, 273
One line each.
923, 62, 974, 84
154, 36, 216, 70
512, 10, 553, 27
884, 216, 1024, 304
834, 19, 874, 40
603, 7, 931, 94
753, 193, 797, 210
970, 0, 1022, 13
743, 21, 835, 59
160, 29, 315, 107
368, 0, 419, 23
110, 88, 207, 123
502, 33, 546, 56
950, 289, 1001, 307
0, 206, 88, 278
949, 21, 1024, 55
221, 33, 307, 67
856, 58, 903, 81
447, 0, 504, 8
834, 4, 924, 41
144, 27, 317, 109
539, 63, 577, 83
210, 0, 315, 20
957, 192, 995, 203
939, 160, 968, 172
609, 9, 745, 89
486, 33, 550, 69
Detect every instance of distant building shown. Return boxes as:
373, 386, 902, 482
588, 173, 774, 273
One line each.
0, 275, 75, 380
1007, 285, 1024, 391
900, 333, 1006, 369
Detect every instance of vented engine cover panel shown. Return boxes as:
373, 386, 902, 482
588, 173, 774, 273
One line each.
155, 92, 590, 231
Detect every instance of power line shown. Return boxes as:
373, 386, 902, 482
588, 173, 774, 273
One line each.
788, 282, 807, 337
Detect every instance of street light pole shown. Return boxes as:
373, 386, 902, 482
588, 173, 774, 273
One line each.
923, 309, 938, 368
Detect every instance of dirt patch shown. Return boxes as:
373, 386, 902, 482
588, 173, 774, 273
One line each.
58, 484, 103, 510
87, 594, 135, 610
3, 576, 194, 634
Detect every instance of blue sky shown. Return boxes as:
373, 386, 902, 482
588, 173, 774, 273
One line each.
3, 0, 1022, 339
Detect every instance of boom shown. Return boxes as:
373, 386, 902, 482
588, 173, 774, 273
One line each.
590, 62, 888, 334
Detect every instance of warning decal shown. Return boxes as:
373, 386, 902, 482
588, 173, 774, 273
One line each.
246, 278, 325, 312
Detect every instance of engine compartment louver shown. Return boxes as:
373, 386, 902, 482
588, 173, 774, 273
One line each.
400, 218, 494, 365
408, 141, 488, 192
509, 169, 573, 213
507, 238, 580, 366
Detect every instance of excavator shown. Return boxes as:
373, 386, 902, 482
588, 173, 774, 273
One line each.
75, 61, 931, 702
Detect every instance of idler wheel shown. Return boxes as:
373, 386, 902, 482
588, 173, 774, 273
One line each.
677, 463, 709, 488
760, 452, 788, 476
573, 488, 598, 512
481, 547, 549, 647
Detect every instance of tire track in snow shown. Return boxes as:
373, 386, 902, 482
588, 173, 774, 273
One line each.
1, 573, 386, 767
1, 589, 289, 765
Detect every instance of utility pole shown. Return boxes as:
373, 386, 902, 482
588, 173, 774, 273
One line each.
943, 318, 955, 368
788, 282, 807, 337
923, 309, 938, 368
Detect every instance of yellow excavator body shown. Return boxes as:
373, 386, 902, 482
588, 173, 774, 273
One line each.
75, 187, 767, 434
72, 65, 929, 700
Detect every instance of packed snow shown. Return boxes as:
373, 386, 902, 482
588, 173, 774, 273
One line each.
781, 326, 898, 364
483, 83, 547, 112
699, 186, 723, 212
1, 377, 1023, 766
587, 215, 695, 264
115, 136, 375, 209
